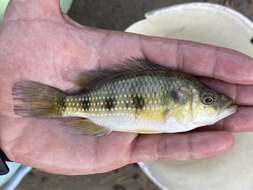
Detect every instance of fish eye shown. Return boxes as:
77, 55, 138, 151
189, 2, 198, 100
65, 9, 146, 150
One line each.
203, 96, 214, 105
200, 91, 216, 105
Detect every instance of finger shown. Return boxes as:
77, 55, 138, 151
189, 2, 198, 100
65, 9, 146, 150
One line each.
194, 107, 253, 132
139, 35, 253, 85
4, 0, 62, 21
93, 31, 253, 84
129, 131, 233, 162
200, 78, 253, 106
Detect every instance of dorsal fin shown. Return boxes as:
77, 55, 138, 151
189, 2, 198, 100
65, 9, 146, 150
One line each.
72, 58, 173, 89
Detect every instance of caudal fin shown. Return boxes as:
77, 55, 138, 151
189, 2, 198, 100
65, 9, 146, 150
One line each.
12, 80, 66, 117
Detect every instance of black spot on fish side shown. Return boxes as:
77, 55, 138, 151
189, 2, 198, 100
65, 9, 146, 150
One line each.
104, 97, 116, 111
56, 96, 66, 111
171, 90, 185, 105
81, 99, 91, 110
132, 95, 145, 110
171, 90, 180, 102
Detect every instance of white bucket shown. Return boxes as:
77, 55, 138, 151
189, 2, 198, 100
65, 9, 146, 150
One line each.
126, 3, 253, 190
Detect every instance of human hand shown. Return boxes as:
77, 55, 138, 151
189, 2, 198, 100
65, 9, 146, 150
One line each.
1, 0, 253, 175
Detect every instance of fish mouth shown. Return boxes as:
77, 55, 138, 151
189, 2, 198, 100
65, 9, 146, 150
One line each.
218, 100, 237, 120
225, 104, 237, 114
222, 100, 237, 111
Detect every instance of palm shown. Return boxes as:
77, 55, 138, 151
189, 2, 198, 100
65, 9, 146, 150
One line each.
0, 0, 253, 175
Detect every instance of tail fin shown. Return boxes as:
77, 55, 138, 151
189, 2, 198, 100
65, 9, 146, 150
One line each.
12, 80, 66, 117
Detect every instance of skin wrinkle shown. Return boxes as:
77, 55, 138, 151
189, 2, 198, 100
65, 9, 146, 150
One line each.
128, 135, 140, 163
174, 40, 180, 70
138, 35, 147, 60
158, 135, 172, 160
144, 136, 158, 161
218, 119, 226, 131
90, 138, 100, 173
157, 135, 167, 160
151, 136, 159, 160
96, 30, 114, 69
211, 46, 219, 79
176, 40, 185, 70
186, 133, 194, 160
232, 84, 238, 103
51, 41, 59, 79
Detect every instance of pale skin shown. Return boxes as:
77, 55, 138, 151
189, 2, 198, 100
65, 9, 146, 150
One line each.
1, 0, 253, 175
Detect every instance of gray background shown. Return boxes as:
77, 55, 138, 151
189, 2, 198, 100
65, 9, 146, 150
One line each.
16, 0, 253, 190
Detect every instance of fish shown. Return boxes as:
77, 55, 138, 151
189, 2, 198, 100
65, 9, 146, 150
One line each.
12, 58, 237, 136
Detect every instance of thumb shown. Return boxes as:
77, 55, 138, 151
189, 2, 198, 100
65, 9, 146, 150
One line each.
4, 0, 62, 21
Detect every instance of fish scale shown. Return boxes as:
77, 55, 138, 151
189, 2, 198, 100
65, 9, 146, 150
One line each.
62, 75, 179, 117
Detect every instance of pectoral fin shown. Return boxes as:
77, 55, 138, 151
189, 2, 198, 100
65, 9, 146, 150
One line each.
63, 118, 111, 136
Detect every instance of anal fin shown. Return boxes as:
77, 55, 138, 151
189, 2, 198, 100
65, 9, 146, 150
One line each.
63, 118, 111, 136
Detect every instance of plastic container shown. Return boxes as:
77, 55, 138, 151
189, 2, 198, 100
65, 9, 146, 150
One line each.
126, 3, 253, 190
